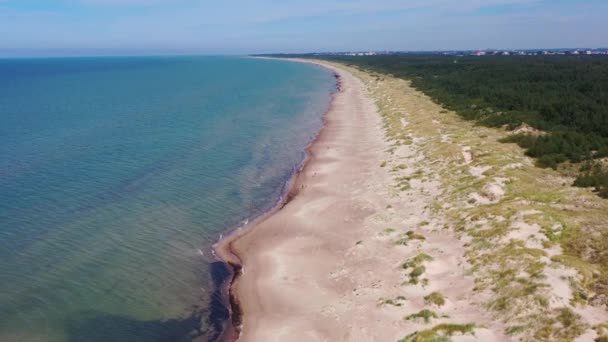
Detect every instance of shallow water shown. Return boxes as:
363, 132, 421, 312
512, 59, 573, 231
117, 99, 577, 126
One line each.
0, 56, 335, 341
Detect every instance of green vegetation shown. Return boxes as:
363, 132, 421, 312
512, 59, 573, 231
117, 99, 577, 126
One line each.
395, 231, 425, 246
395, 237, 410, 246
405, 309, 442, 324
499, 132, 607, 169
402, 253, 433, 269
399, 323, 475, 342
406, 230, 426, 240
324, 55, 608, 197
401, 253, 433, 285
468, 240, 551, 316
317, 59, 607, 341
409, 266, 426, 285
506, 325, 526, 336
395, 176, 412, 191
378, 295, 407, 307
573, 162, 608, 198
559, 229, 608, 306
595, 323, 608, 341
534, 308, 587, 341
392, 164, 408, 171
424, 292, 446, 307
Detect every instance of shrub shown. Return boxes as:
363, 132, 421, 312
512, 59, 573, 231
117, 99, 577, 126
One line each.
424, 292, 446, 307
405, 309, 440, 324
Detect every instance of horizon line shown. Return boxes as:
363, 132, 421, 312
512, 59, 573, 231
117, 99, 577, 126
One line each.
1, 46, 608, 59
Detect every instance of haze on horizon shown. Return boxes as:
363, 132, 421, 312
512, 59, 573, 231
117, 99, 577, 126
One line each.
0, 0, 606, 57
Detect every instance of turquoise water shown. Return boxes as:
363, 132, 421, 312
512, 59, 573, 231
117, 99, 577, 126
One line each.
0, 56, 335, 341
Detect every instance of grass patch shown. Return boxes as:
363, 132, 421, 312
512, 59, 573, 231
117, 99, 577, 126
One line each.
594, 323, 608, 341
407, 230, 426, 240
395, 231, 425, 246
408, 266, 426, 285
399, 323, 475, 342
405, 309, 444, 324
424, 292, 446, 307
533, 308, 587, 340
506, 325, 526, 336
412, 169, 425, 179
551, 255, 598, 284
395, 237, 409, 246
399, 182, 412, 191
378, 295, 407, 307
402, 253, 433, 269
391, 164, 408, 172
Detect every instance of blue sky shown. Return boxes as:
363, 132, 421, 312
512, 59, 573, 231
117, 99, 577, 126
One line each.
0, 0, 606, 56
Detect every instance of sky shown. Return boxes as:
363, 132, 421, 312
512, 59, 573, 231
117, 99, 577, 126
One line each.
0, 0, 606, 56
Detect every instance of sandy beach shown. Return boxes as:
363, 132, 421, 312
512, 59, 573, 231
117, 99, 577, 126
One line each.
216, 60, 502, 341
217, 59, 396, 340
217, 59, 608, 341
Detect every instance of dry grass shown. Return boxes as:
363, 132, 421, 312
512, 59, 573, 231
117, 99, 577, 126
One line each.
333, 62, 608, 340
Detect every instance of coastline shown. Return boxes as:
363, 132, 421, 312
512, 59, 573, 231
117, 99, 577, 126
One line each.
213, 58, 342, 341
214, 57, 608, 341
213, 58, 509, 341
213, 59, 508, 342
215, 58, 424, 341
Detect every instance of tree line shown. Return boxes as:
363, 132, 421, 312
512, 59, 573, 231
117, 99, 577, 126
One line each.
320, 55, 608, 198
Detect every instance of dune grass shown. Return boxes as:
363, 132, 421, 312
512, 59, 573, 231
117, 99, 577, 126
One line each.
329, 61, 608, 340
399, 323, 475, 342
424, 292, 446, 307
405, 309, 444, 324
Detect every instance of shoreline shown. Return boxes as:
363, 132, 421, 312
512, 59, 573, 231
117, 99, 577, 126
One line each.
212, 59, 506, 342
212, 59, 506, 341
213, 58, 418, 341
213, 58, 342, 341
211, 57, 608, 341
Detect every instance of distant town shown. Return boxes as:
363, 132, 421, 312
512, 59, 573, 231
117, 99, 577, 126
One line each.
271, 48, 608, 57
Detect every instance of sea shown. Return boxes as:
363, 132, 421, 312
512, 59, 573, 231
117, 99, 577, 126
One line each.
0, 56, 336, 341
